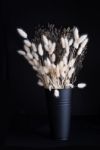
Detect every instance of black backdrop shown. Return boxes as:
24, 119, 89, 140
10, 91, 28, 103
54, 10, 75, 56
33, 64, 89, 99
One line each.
1, 1, 100, 143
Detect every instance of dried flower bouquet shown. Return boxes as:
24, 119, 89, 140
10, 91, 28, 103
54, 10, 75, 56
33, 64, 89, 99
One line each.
17, 24, 88, 97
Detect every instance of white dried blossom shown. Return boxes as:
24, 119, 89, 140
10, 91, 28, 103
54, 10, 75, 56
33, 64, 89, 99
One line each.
32, 66, 38, 71
29, 60, 34, 65
51, 53, 56, 62
31, 43, 37, 52
59, 61, 64, 69
54, 89, 59, 97
44, 58, 51, 66
77, 83, 87, 88
51, 63, 56, 69
56, 65, 60, 78
32, 52, 39, 61
48, 40, 52, 50
24, 45, 30, 53
17, 28, 27, 38
74, 27, 79, 40
68, 84, 74, 88
63, 57, 67, 65
79, 35, 87, 44
38, 43, 44, 56
68, 58, 76, 68
43, 66, 49, 74
61, 37, 66, 48
33, 59, 39, 66
81, 38, 88, 48
74, 42, 79, 49
27, 52, 33, 59
24, 39, 31, 47
65, 37, 69, 56
38, 66, 45, 74
37, 80, 44, 86
68, 39, 73, 46
73, 27, 80, 49
68, 68, 75, 78
42, 35, 49, 45
50, 42, 56, 54
44, 44, 49, 52
77, 38, 88, 55
48, 85, 52, 91
18, 50, 26, 56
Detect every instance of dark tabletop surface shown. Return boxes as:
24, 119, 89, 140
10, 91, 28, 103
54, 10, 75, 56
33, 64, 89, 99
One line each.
1, 114, 100, 149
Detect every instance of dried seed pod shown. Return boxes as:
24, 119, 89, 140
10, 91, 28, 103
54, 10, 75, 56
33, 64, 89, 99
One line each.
54, 89, 59, 97
77, 38, 88, 55
49, 42, 56, 54
61, 37, 65, 48
17, 28, 27, 38
31, 43, 37, 52
74, 27, 79, 40
51, 53, 56, 62
68, 68, 75, 78
24, 39, 31, 47
78, 35, 87, 44
68, 39, 73, 46
42, 35, 49, 45
24, 45, 30, 53
37, 80, 44, 86
18, 50, 26, 56
38, 43, 44, 56
68, 58, 75, 68
77, 83, 86, 88
27, 52, 33, 59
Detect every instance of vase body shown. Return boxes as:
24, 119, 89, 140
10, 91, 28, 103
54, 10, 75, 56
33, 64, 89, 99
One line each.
45, 89, 71, 140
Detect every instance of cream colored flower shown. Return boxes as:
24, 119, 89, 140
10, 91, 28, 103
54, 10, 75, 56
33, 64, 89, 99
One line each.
77, 38, 88, 55
32, 52, 39, 61
79, 35, 87, 44
38, 43, 44, 56
18, 50, 26, 56
33, 59, 39, 66
63, 56, 67, 65
42, 35, 49, 45
73, 27, 80, 49
31, 43, 37, 52
50, 42, 56, 54
24, 40, 31, 47
37, 80, 44, 86
48, 85, 52, 91
65, 37, 69, 56
51, 53, 56, 62
68, 68, 75, 78
44, 58, 51, 66
43, 66, 49, 74
24, 45, 30, 53
44, 44, 49, 52
61, 37, 65, 48
74, 27, 79, 40
68, 58, 75, 68
68, 39, 73, 46
17, 28, 27, 38
48, 40, 52, 51
27, 52, 33, 59
77, 83, 86, 88
54, 89, 59, 97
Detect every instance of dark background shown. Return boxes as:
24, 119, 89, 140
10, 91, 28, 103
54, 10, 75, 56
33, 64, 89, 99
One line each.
1, 0, 100, 148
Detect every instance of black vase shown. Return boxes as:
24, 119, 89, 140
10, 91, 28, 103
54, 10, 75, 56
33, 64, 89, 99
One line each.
45, 89, 72, 140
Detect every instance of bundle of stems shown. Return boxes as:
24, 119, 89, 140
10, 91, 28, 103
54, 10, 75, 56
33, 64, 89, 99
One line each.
17, 25, 88, 97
